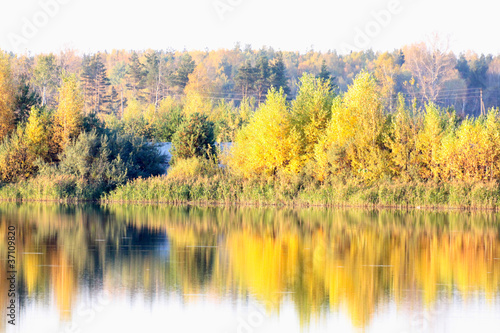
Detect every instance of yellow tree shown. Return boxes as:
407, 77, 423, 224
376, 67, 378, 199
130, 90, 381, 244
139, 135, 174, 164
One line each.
227, 88, 300, 177
385, 94, 421, 181
184, 62, 217, 96
373, 52, 400, 111
54, 73, 84, 150
0, 51, 16, 140
291, 74, 333, 168
314, 72, 387, 182
182, 91, 212, 117
25, 106, 55, 160
416, 103, 445, 181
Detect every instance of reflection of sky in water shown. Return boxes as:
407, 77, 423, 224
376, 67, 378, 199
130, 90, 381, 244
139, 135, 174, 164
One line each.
15, 295, 500, 333
1, 203, 500, 332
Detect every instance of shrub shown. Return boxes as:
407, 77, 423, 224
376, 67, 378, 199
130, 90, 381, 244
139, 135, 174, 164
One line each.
0, 127, 38, 182
39, 130, 167, 198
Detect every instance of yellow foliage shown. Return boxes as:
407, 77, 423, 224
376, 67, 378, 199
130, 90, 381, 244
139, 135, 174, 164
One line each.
385, 94, 421, 180
167, 157, 217, 180
313, 72, 387, 182
373, 52, 400, 110
182, 91, 212, 117
122, 98, 143, 123
0, 51, 16, 140
184, 62, 215, 95
25, 107, 54, 160
291, 74, 333, 168
54, 73, 84, 150
438, 109, 500, 182
416, 103, 444, 180
227, 88, 300, 177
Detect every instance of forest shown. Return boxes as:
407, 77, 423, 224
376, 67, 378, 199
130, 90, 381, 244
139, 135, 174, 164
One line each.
2, 40, 500, 207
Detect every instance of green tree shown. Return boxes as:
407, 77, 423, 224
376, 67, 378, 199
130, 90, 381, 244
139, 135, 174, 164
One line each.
269, 52, 290, 95
255, 54, 270, 103
235, 60, 257, 98
170, 53, 195, 90
171, 113, 215, 162
15, 75, 41, 123
316, 59, 335, 91
81, 53, 110, 114
127, 52, 146, 100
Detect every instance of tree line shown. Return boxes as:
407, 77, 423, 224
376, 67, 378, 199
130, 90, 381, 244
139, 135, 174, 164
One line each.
2, 39, 500, 120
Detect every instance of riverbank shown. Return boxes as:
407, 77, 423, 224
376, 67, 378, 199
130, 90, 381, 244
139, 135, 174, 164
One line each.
2, 174, 499, 209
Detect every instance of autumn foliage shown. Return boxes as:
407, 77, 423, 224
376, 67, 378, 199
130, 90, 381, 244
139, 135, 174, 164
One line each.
228, 71, 500, 187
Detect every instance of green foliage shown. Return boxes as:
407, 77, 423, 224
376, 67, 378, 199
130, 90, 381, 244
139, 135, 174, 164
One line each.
149, 97, 184, 141
171, 112, 215, 161
32, 53, 59, 106
38, 130, 167, 199
269, 52, 290, 95
15, 75, 41, 123
171, 53, 195, 89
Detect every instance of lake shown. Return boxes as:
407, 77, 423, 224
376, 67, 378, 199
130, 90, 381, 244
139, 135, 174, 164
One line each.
1, 203, 500, 332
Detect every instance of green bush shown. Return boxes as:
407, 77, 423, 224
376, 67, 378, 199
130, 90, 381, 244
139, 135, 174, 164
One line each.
38, 130, 167, 199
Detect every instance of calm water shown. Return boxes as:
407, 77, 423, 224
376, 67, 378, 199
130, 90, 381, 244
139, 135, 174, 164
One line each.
1, 203, 500, 332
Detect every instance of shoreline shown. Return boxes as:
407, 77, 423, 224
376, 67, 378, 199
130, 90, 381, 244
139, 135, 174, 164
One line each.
2, 175, 500, 211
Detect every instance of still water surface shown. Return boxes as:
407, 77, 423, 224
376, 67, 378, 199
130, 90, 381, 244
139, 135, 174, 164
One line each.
1, 203, 500, 332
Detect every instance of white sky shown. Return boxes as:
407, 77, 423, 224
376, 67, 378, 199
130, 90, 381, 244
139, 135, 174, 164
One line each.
0, 0, 499, 55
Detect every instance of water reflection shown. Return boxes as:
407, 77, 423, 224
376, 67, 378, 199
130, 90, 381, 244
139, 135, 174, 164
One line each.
0, 204, 500, 332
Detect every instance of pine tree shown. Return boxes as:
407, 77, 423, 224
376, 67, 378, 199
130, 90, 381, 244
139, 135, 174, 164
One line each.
109, 86, 119, 114
255, 54, 270, 103
81, 53, 110, 114
15, 75, 41, 123
127, 52, 146, 100
170, 53, 195, 90
269, 52, 290, 96
235, 60, 257, 98
317, 59, 336, 91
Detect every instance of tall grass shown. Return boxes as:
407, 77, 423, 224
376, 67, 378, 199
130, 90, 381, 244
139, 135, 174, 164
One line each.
101, 173, 500, 209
